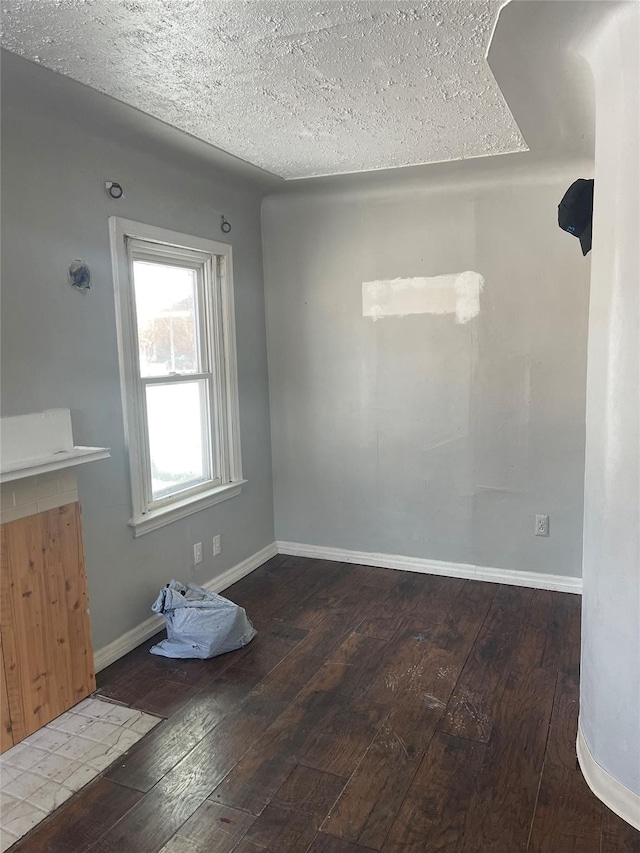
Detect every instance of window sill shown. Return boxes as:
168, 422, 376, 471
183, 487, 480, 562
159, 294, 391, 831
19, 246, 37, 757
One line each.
128, 480, 247, 537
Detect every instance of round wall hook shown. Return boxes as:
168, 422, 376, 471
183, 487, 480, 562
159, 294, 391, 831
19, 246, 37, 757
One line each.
106, 181, 124, 199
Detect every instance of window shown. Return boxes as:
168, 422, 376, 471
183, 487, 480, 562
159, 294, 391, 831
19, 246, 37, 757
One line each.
109, 218, 244, 536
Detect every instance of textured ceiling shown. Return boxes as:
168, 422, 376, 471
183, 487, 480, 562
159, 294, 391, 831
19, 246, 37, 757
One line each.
0, 0, 528, 179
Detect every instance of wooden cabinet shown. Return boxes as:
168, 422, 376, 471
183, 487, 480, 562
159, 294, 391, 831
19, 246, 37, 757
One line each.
0, 502, 95, 751
1, 636, 13, 752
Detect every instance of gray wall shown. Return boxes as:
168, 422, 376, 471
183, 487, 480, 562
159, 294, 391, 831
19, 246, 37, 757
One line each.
580, 2, 640, 799
1, 52, 277, 652
263, 163, 591, 577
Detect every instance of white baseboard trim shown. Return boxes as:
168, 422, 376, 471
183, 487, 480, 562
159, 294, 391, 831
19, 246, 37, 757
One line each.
276, 541, 582, 594
577, 724, 640, 831
93, 542, 278, 672
95, 538, 580, 673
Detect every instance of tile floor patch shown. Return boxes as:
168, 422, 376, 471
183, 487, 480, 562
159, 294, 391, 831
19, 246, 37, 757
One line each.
0, 698, 161, 849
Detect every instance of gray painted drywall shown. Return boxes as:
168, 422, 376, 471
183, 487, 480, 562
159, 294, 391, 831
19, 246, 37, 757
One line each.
580, 3, 640, 798
0, 51, 277, 652
487, 0, 609, 164
263, 163, 591, 576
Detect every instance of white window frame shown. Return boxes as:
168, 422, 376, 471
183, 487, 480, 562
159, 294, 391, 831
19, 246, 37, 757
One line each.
109, 217, 245, 537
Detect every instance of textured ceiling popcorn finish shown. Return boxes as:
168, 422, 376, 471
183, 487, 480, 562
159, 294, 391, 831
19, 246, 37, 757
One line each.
0, 0, 528, 179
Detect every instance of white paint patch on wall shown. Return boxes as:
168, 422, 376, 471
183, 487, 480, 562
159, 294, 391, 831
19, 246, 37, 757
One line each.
362, 271, 484, 324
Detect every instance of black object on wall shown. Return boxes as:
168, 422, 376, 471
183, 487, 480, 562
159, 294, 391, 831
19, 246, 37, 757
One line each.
558, 178, 594, 256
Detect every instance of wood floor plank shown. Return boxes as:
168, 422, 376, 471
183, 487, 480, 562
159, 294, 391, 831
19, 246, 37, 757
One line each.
510, 589, 558, 670
94, 574, 305, 700
544, 671, 580, 771
295, 613, 368, 666
95, 634, 161, 690
95, 656, 168, 707
203, 623, 309, 696
527, 763, 602, 853
157, 801, 256, 853
359, 574, 468, 644
252, 649, 327, 704
218, 559, 319, 633
231, 841, 273, 853
286, 640, 389, 734
129, 678, 201, 718
10, 778, 143, 853
382, 731, 486, 853
601, 808, 640, 852
282, 660, 389, 733
429, 579, 500, 656
558, 594, 582, 680
357, 565, 405, 593
300, 725, 382, 779
509, 589, 580, 680
271, 563, 377, 631
352, 627, 447, 711
355, 573, 431, 641
104, 623, 307, 793
294, 691, 389, 777
308, 834, 373, 852
254, 617, 375, 704
210, 718, 320, 815
88, 695, 287, 853
245, 810, 328, 852
87, 758, 225, 853
95, 642, 239, 706
220, 655, 387, 795
135, 643, 246, 689
541, 592, 579, 673
293, 632, 388, 700
212, 633, 384, 814
438, 584, 534, 742
321, 704, 439, 849
354, 583, 488, 708
19, 559, 608, 853
321, 581, 494, 849
104, 679, 248, 791
353, 580, 494, 711
242, 765, 346, 852
270, 764, 346, 815
457, 661, 557, 853
287, 560, 401, 631
527, 670, 603, 852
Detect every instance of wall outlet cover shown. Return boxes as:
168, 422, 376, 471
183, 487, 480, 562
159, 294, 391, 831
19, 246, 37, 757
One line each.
535, 515, 550, 537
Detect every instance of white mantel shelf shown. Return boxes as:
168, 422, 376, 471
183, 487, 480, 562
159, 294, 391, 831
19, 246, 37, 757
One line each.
1, 408, 110, 484
0, 446, 111, 484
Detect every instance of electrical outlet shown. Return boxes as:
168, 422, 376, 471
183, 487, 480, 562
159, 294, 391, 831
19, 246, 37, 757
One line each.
535, 515, 550, 537
213, 535, 221, 556
193, 542, 203, 565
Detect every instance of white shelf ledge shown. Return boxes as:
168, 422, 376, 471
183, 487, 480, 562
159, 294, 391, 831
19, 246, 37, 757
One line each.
0, 446, 111, 483
1, 409, 110, 484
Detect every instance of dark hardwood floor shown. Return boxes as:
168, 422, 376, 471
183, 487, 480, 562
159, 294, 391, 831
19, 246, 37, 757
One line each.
12, 555, 640, 853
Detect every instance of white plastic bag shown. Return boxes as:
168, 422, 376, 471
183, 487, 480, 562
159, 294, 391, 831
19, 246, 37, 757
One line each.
150, 580, 256, 659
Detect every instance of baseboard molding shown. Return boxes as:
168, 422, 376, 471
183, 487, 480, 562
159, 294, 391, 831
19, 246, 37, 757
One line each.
95, 538, 580, 672
93, 542, 278, 672
577, 724, 640, 831
276, 541, 582, 594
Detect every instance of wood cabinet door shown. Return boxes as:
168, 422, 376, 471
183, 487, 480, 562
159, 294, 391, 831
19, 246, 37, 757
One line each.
1, 502, 95, 746
0, 633, 14, 752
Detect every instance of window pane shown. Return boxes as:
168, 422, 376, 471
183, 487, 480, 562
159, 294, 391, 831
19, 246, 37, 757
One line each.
133, 261, 200, 377
146, 381, 211, 500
